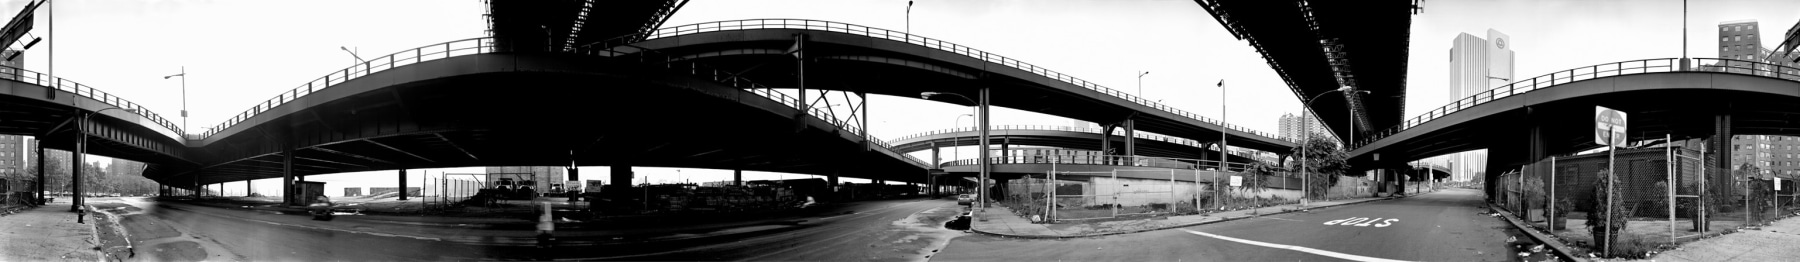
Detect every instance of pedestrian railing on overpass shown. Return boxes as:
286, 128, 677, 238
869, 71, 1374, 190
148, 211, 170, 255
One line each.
887, 124, 1260, 159
939, 154, 1254, 172
576, 19, 1288, 143
1353, 58, 1696, 149
0, 66, 185, 138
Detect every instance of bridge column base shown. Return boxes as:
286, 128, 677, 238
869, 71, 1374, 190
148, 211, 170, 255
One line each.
609, 165, 633, 197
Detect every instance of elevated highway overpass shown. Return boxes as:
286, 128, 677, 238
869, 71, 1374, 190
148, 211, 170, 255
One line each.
588, 19, 1298, 155
887, 125, 1266, 167
14, 19, 1307, 203
1349, 58, 1800, 197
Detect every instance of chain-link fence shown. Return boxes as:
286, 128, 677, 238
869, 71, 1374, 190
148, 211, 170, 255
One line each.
994, 169, 1215, 223
1495, 141, 1800, 257
2, 178, 39, 207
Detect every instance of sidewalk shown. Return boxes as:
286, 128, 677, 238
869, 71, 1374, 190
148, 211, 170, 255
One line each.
972, 193, 1405, 238
0, 200, 102, 261
1636, 213, 1800, 262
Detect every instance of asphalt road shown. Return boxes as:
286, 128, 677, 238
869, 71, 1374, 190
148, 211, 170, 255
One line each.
81, 196, 964, 261
88, 197, 530, 261
581, 198, 967, 261
934, 188, 1539, 261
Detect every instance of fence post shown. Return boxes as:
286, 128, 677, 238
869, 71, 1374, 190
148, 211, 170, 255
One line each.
1668, 134, 1676, 244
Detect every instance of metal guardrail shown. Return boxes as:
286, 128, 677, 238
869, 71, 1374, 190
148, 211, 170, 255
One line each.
196, 37, 496, 139
886, 124, 1260, 159
1351, 58, 1685, 149
0, 67, 184, 137
938, 154, 1254, 172
577, 19, 1289, 143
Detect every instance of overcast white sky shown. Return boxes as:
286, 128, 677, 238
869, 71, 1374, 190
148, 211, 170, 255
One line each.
6, 0, 1800, 195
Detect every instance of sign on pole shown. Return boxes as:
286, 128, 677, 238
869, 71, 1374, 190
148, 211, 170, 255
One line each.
585, 180, 605, 193
1230, 175, 1243, 187
1595, 106, 1628, 146
1777, 177, 1783, 190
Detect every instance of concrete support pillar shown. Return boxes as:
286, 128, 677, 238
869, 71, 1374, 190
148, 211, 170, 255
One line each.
928, 172, 940, 198
398, 169, 408, 201
1702, 112, 1732, 232
1200, 142, 1214, 166
828, 174, 840, 191
931, 142, 941, 168
978, 86, 991, 208
827, 172, 841, 201
733, 169, 743, 186
73, 121, 85, 211
1000, 138, 1010, 162
282, 143, 294, 205
247, 179, 253, 197
610, 165, 633, 196
1123, 118, 1136, 158
1101, 124, 1117, 156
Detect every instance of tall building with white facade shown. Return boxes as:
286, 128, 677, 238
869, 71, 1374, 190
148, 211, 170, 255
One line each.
1440, 29, 1513, 182
1277, 112, 1329, 143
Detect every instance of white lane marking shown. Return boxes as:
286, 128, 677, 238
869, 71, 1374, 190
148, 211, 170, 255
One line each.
1181, 229, 1414, 262
1323, 217, 1399, 228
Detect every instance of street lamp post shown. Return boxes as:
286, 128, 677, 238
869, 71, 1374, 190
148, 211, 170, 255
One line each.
905, 1, 913, 33
922, 92, 988, 209
341, 46, 367, 65
1218, 80, 1227, 172
73, 107, 139, 224
1301, 87, 1367, 206
163, 68, 187, 133
1137, 71, 1150, 97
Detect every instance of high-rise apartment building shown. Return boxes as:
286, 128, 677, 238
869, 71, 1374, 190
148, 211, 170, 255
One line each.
1729, 135, 1800, 177
1441, 29, 1512, 182
0, 135, 21, 175
1277, 112, 1329, 143
1720, 20, 1762, 61
1713, 19, 1800, 179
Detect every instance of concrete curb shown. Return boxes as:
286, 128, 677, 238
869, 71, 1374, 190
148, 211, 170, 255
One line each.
1489, 207, 1587, 262
971, 194, 1413, 239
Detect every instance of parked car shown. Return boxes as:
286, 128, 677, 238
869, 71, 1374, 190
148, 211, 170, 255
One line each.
957, 194, 975, 206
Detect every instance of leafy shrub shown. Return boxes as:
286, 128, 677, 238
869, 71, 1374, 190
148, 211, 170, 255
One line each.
1587, 169, 1627, 254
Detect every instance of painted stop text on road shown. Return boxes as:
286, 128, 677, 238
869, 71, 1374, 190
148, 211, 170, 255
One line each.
1322, 217, 1397, 227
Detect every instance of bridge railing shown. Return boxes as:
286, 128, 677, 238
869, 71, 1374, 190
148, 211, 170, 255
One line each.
1690, 58, 1800, 81
938, 154, 1254, 172
1352, 58, 1682, 149
196, 37, 496, 139
0, 66, 184, 137
578, 19, 1287, 143
886, 124, 1261, 159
